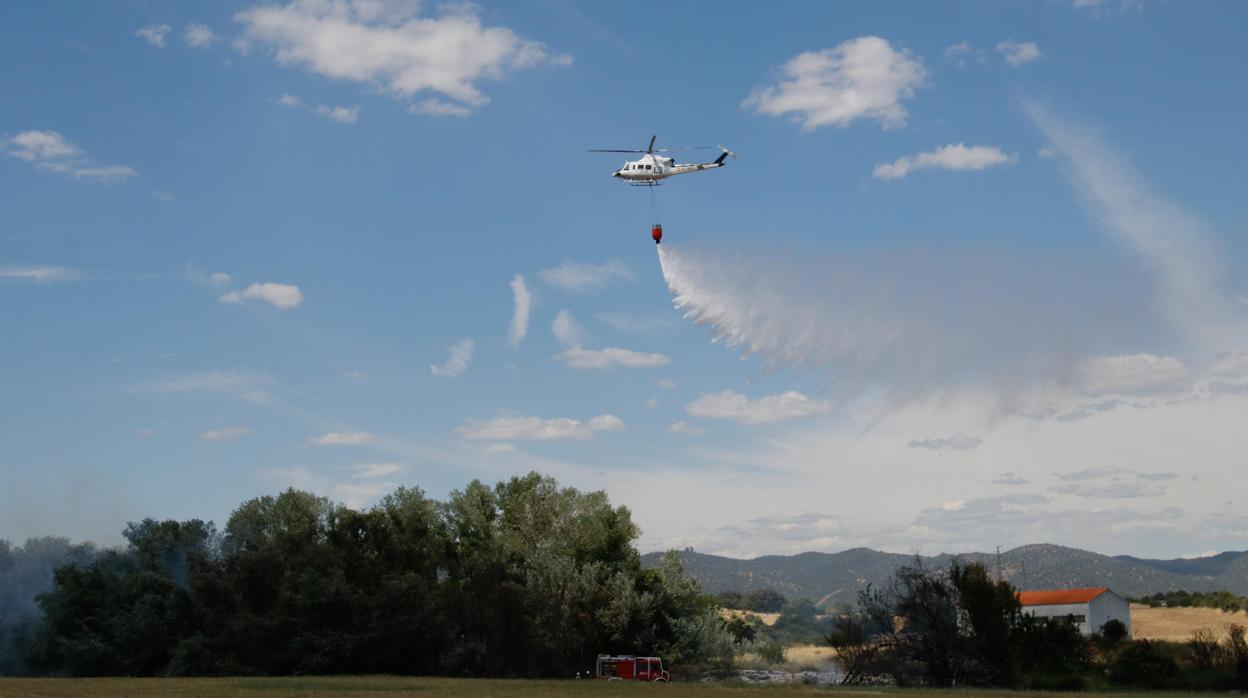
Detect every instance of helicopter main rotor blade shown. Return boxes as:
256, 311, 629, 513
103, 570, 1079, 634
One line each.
647, 135, 656, 154
587, 149, 647, 153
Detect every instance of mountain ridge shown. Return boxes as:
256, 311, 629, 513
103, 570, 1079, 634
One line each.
641, 544, 1248, 608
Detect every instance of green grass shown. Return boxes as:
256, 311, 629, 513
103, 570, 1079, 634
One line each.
0, 677, 1213, 698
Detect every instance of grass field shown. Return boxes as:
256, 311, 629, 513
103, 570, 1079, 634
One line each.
1131, 603, 1248, 642
0, 677, 1210, 698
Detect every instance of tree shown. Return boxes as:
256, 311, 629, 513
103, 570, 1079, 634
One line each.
743, 589, 786, 613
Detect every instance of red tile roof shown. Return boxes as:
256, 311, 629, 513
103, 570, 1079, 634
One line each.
1017, 587, 1108, 606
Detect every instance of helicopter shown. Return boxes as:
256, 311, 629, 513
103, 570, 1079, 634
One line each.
588, 135, 736, 187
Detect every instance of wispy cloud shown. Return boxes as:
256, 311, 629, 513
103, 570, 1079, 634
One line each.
310, 431, 374, 446
314, 104, 360, 124
184, 23, 218, 49
743, 36, 926, 130
201, 426, 251, 441
350, 462, 405, 478
538, 260, 633, 293
553, 345, 670, 369
135, 24, 171, 48
551, 310, 587, 345
874, 144, 1016, 180
455, 413, 624, 441
1023, 101, 1242, 349
0, 266, 80, 282
686, 390, 835, 425
508, 274, 530, 348
996, 40, 1041, 67
134, 370, 275, 403
431, 338, 474, 378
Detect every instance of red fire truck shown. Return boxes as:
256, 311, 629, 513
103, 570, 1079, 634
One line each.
595, 654, 670, 682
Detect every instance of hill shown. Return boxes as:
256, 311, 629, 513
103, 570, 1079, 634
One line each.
642, 545, 1248, 608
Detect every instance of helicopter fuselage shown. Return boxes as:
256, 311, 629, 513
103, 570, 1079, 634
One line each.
613, 153, 727, 186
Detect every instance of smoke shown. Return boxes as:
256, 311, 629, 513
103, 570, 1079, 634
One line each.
657, 243, 1152, 404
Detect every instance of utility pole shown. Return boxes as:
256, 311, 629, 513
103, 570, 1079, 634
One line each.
995, 546, 1002, 583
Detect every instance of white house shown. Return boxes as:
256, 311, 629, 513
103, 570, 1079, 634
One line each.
1017, 587, 1132, 638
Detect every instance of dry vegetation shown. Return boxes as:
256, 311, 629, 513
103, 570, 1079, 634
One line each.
720, 608, 782, 626
784, 644, 838, 668
1130, 602, 1248, 642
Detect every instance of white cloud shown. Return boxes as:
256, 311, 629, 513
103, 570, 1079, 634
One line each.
908, 435, 983, 451
1037, 146, 1058, 159
235, 0, 572, 115
184, 23, 218, 49
314, 104, 360, 124
944, 41, 971, 58
0, 266, 80, 282
4, 130, 80, 162
874, 143, 1016, 180
538, 260, 633, 293
209, 272, 232, 286
456, 413, 624, 441
431, 338, 474, 378
342, 369, 367, 383
136, 24, 171, 48
743, 36, 926, 131
666, 421, 705, 435
685, 390, 835, 425
136, 427, 157, 438
310, 431, 374, 446
508, 274, 530, 348
551, 310, 586, 346
2, 130, 137, 182
411, 99, 471, 117
278, 93, 302, 107
220, 282, 304, 309
350, 462, 405, 478
3, 129, 136, 181
150, 190, 175, 201
201, 426, 252, 441
553, 345, 671, 370
996, 40, 1041, 67
656, 378, 676, 390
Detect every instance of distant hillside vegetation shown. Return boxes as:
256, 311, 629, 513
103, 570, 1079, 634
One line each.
641, 544, 1248, 608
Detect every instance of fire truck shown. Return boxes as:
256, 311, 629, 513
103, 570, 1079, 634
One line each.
595, 654, 670, 682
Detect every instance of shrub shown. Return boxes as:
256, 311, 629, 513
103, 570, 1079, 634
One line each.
1099, 618, 1128, 646
1108, 640, 1179, 688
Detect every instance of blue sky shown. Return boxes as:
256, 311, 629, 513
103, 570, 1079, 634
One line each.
3, 0, 1247, 559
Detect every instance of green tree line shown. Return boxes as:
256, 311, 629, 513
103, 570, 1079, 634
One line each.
0, 472, 732, 677
1134, 590, 1248, 613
